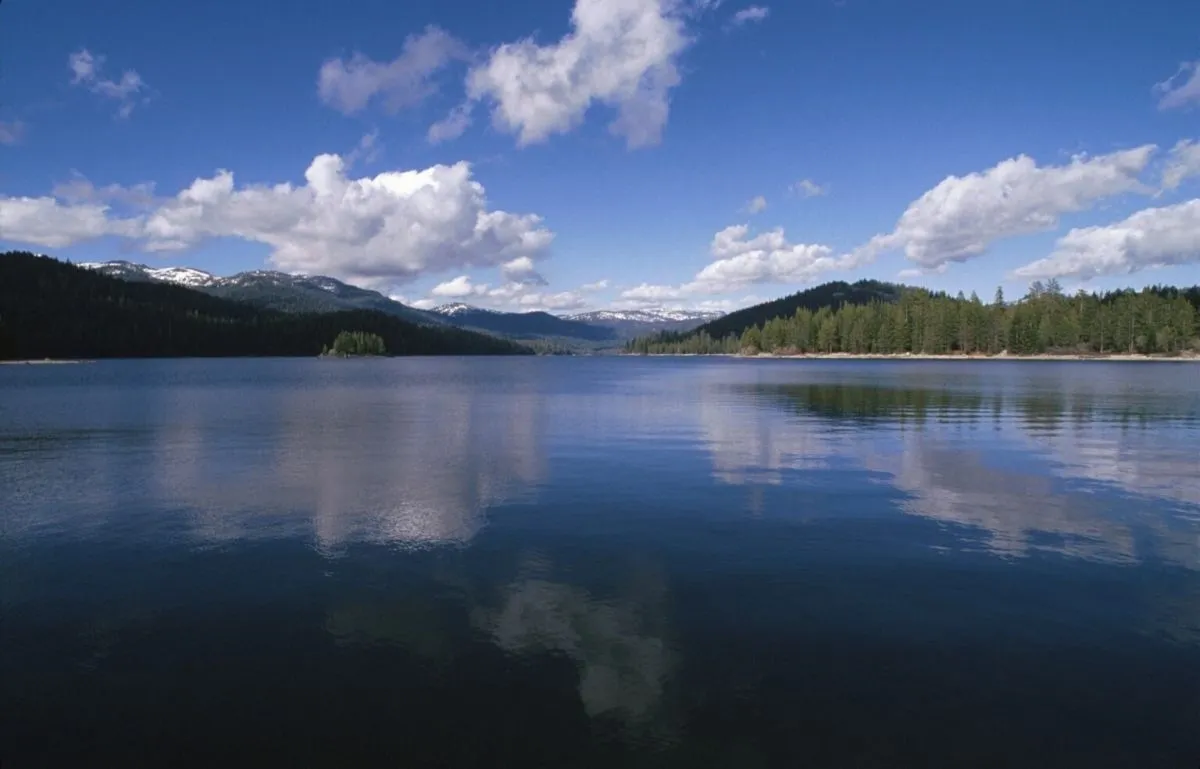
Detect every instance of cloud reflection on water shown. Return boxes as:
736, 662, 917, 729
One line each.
701, 378, 1200, 568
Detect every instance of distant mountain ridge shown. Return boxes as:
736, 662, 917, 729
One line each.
565, 308, 725, 337
430, 303, 618, 342
78, 261, 726, 346
1, 252, 530, 359
79, 261, 442, 326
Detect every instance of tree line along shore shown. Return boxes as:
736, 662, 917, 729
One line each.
628, 280, 1200, 359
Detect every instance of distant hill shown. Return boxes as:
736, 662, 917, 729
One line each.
565, 309, 724, 338
431, 303, 619, 342
0, 252, 528, 359
80, 260, 443, 327
691, 280, 904, 340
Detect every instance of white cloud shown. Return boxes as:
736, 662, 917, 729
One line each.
620, 283, 686, 303
419, 273, 597, 313
0, 197, 140, 248
0, 120, 24, 145
731, 5, 770, 25
854, 146, 1156, 271
1155, 61, 1200, 111
412, 298, 439, 310
427, 102, 474, 144
52, 173, 158, 207
318, 26, 467, 115
690, 224, 842, 291
465, 0, 689, 148
1013, 199, 1200, 281
744, 195, 767, 214
610, 290, 758, 313
1162, 139, 1200, 192
617, 224, 846, 302
68, 49, 149, 118
0, 154, 553, 289
501, 255, 548, 285
791, 178, 826, 198
512, 289, 589, 312
580, 279, 610, 291
431, 275, 486, 298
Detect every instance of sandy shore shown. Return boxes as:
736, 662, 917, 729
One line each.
640, 352, 1200, 362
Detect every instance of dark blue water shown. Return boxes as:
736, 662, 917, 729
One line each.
2, 358, 1198, 768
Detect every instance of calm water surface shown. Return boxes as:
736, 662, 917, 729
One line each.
2, 358, 1199, 767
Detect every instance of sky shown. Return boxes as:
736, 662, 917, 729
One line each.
1, 0, 1200, 314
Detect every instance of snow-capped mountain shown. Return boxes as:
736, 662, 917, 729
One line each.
79, 260, 222, 288
432, 303, 501, 317
565, 308, 725, 337
78, 261, 441, 326
567, 309, 724, 324
76, 262, 724, 345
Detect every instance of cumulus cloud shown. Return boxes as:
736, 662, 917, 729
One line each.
421, 273, 596, 312
0, 154, 553, 290
691, 224, 844, 290
427, 102, 474, 144
0, 120, 24, 145
744, 195, 767, 214
852, 146, 1156, 271
618, 224, 848, 303
730, 5, 770, 25
465, 0, 689, 148
500, 255, 548, 285
1013, 199, 1200, 281
318, 26, 467, 115
52, 173, 158, 207
0, 197, 140, 248
1155, 61, 1200, 111
791, 178, 826, 198
580, 279, 610, 291
1162, 139, 1200, 192
431, 275, 485, 298
68, 49, 149, 118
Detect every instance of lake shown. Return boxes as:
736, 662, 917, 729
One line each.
1, 358, 1198, 767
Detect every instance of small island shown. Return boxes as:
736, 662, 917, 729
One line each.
321, 331, 387, 358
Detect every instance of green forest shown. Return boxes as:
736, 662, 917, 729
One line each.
0, 252, 530, 359
628, 280, 1200, 357
324, 331, 387, 357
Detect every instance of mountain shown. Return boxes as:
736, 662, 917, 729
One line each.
689, 280, 904, 340
1, 252, 529, 359
79, 261, 442, 327
431, 303, 619, 342
565, 309, 725, 338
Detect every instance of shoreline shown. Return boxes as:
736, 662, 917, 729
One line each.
0, 359, 92, 365
636, 352, 1200, 362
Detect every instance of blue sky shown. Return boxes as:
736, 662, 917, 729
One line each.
2, 0, 1200, 313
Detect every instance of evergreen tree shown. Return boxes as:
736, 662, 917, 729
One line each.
629, 278, 1200, 358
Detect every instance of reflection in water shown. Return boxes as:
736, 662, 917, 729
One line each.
480, 557, 671, 726
704, 379, 1200, 567
144, 372, 548, 551
862, 435, 1139, 563
3, 359, 1200, 766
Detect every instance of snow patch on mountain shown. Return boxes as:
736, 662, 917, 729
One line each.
145, 266, 219, 288
567, 309, 724, 323
432, 303, 502, 317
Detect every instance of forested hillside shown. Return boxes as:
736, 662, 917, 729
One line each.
690, 280, 903, 340
629, 281, 1200, 357
0, 252, 529, 359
